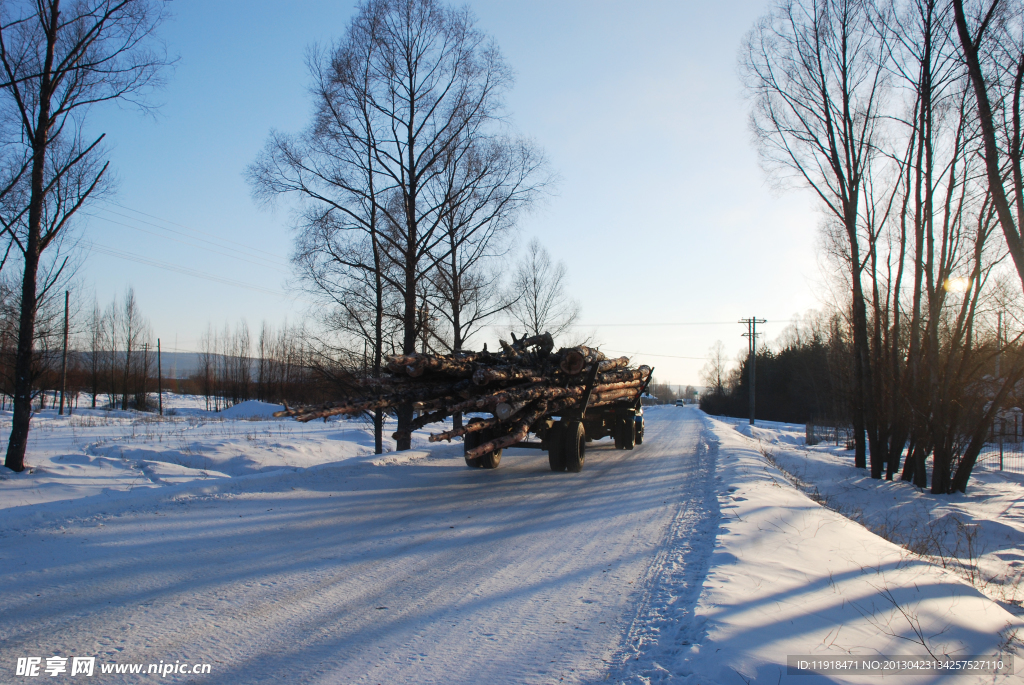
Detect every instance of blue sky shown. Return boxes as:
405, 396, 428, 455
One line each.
78, 0, 821, 386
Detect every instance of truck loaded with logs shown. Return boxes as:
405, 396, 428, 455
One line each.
275, 332, 652, 473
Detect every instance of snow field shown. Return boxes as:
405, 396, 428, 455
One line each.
0, 397, 1020, 684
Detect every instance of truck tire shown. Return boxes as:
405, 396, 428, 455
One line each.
635, 418, 644, 445
464, 419, 485, 468
547, 422, 566, 472
622, 418, 635, 450
614, 423, 624, 449
478, 448, 502, 469
564, 420, 585, 473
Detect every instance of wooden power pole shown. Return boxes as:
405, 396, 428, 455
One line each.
59, 290, 69, 416
739, 317, 766, 426
157, 338, 163, 416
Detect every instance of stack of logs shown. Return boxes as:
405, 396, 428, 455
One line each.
274, 333, 652, 460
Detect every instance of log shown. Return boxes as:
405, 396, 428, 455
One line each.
596, 356, 630, 373
472, 365, 543, 386
495, 399, 529, 421
404, 354, 476, 379
465, 401, 550, 459
558, 345, 606, 375
588, 388, 639, 405
274, 381, 468, 421
514, 332, 554, 356
448, 383, 585, 414
428, 416, 498, 443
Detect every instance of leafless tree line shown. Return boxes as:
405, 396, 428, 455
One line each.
744, 0, 1024, 492
82, 286, 156, 410
189, 320, 330, 411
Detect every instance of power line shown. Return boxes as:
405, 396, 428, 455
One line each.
603, 348, 707, 360
87, 243, 289, 297
96, 199, 285, 261
84, 211, 291, 275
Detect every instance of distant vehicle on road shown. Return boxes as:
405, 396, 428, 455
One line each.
674, 399, 685, 407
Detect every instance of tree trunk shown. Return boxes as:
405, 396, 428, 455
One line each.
4, 15, 55, 470
4, 245, 39, 472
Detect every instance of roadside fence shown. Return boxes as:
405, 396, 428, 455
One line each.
805, 421, 855, 449
977, 412, 1024, 476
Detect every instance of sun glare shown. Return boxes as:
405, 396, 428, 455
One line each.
943, 277, 971, 293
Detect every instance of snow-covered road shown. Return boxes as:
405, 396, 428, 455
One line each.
0, 408, 716, 684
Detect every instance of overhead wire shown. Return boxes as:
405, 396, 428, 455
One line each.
603, 349, 708, 360
95, 199, 286, 261
84, 211, 291, 275
86, 201, 778, 367
87, 243, 289, 297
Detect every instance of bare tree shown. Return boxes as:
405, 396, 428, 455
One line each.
700, 340, 730, 396
86, 298, 103, 407
743, 0, 887, 470
507, 238, 580, 341
118, 287, 146, 409
949, 0, 1024, 490
102, 296, 119, 408
0, 0, 170, 472
251, 0, 531, 451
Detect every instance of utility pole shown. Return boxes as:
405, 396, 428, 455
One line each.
739, 317, 766, 426
59, 290, 69, 416
996, 311, 1003, 378
157, 338, 163, 416
142, 342, 149, 410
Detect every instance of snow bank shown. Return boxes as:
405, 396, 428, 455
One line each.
218, 400, 286, 419
617, 410, 1021, 684
719, 414, 1024, 616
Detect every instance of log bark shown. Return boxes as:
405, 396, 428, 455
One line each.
596, 356, 630, 373
473, 365, 543, 385
428, 416, 499, 443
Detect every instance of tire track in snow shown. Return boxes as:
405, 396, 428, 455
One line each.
0, 408, 711, 684
605, 409, 721, 684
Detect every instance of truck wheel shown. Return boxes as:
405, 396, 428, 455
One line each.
547, 422, 566, 471
635, 419, 644, 445
464, 419, 485, 468
564, 421, 585, 473
614, 423, 624, 449
479, 448, 502, 469
622, 418, 635, 450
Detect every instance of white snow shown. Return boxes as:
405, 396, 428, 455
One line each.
612, 412, 1021, 684
716, 414, 1024, 615
0, 399, 1019, 683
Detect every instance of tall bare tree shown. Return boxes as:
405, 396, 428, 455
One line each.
700, 340, 730, 397
0, 0, 170, 472
251, 0, 538, 451
950, 0, 1024, 490
743, 0, 887, 470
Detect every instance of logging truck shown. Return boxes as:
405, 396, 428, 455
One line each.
462, 362, 652, 472
276, 333, 652, 473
